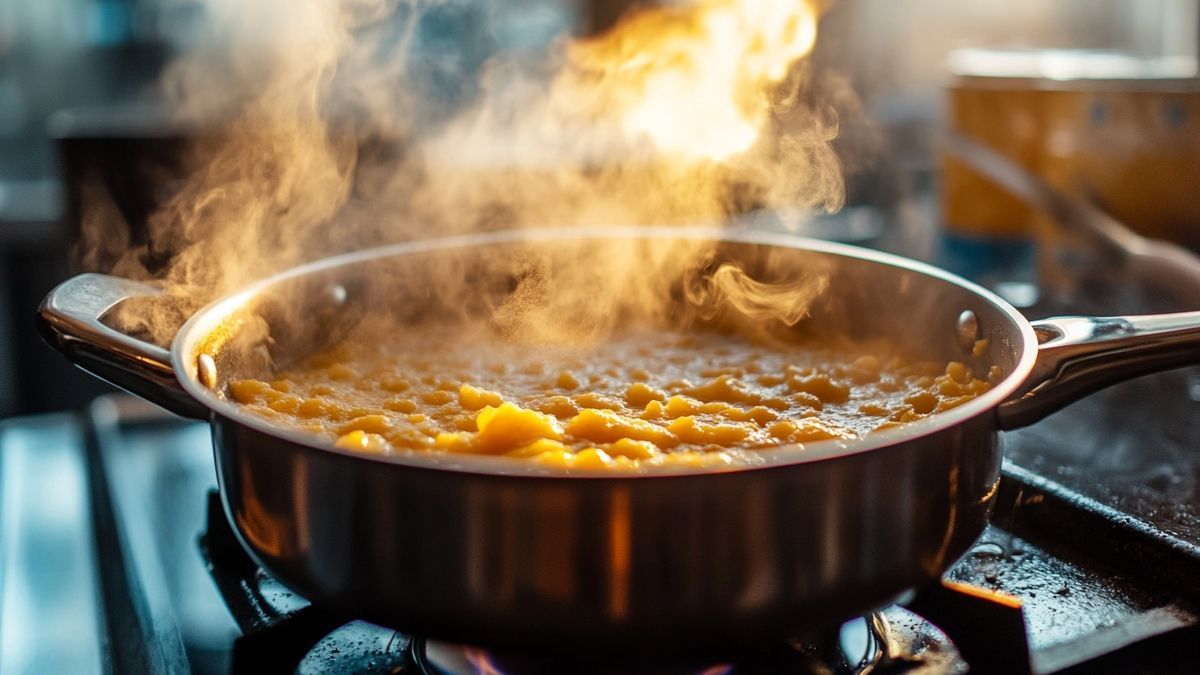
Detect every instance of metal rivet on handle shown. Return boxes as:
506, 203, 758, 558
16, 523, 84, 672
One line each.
957, 310, 980, 354
323, 283, 348, 306
198, 353, 218, 390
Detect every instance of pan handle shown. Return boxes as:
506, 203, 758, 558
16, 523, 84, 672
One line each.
38, 273, 208, 420
996, 312, 1200, 430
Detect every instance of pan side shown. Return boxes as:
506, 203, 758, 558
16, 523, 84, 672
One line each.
211, 408, 999, 655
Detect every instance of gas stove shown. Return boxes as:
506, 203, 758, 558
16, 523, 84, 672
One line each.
7, 238, 1200, 673
4, 364, 1200, 675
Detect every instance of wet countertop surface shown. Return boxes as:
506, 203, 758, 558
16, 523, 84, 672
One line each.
1006, 367, 1200, 546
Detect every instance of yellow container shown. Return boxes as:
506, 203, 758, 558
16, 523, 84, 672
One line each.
942, 49, 1200, 249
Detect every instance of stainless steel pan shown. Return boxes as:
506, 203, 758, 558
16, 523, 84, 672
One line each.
38, 228, 1200, 656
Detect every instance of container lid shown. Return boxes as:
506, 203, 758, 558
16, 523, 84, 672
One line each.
947, 48, 1200, 90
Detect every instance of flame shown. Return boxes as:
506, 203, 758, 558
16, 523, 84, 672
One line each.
463, 646, 506, 675
569, 0, 819, 161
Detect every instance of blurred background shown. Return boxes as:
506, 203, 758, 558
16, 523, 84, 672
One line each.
1, 0, 1198, 417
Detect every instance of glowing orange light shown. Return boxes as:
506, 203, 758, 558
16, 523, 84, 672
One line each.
464, 646, 506, 675
569, 0, 819, 161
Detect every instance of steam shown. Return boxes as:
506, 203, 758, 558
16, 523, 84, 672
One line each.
686, 262, 830, 326
87, 0, 850, 345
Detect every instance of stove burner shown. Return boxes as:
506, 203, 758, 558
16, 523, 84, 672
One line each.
412, 619, 883, 672
409, 609, 976, 674
411, 614, 890, 675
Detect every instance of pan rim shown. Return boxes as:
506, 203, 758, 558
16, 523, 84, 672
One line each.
172, 225, 1039, 478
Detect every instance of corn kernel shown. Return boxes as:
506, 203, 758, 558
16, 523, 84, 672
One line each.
296, 399, 327, 418
384, 398, 417, 413
556, 370, 580, 390
642, 400, 665, 419
381, 377, 411, 392
572, 392, 623, 410
625, 382, 666, 407
566, 408, 676, 446
340, 415, 392, 435
327, 364, 357, 381
787, 374, 850, 404
664, 395, 699, 417
533, 449, 576, 468
608, 438, 659, 459
666, 416, 749, 446
536, 395, 579, 419
574, 448, 614, 469
905, 391, 938, 415
335, 430, 388, 453
422, 390, 455, 405
229, 379, 272, 403
510, 438, 568, 457
459, 384, 504, 410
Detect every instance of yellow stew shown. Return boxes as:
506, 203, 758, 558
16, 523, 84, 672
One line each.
230, 329, 998, 470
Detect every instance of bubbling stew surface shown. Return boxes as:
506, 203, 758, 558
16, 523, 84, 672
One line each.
228, 326, 998, 470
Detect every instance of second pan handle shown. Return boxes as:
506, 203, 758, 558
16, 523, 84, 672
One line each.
38, 273, 208, 420
996, 312, 1200, 430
